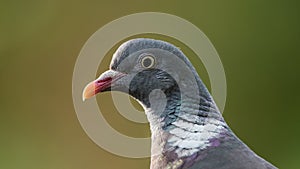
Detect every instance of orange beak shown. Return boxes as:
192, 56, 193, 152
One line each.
82, 70, 126, 101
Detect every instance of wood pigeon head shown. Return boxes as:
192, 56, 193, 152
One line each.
82, 38, 211, 111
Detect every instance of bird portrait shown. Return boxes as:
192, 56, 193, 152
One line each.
83, 38, 277, 169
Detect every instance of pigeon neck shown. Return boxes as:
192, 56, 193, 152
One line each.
142, 82, 227, 169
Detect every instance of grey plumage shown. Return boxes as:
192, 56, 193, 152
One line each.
83, 38, 277, 169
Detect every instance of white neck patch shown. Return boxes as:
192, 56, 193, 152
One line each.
166, 118, 225, 158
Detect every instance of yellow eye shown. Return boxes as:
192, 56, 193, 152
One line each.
141, 55, 156, 68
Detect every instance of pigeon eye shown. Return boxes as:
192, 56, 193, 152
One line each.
141, 55, 155, 68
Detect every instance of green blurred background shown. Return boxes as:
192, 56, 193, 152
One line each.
1, 1, 299, 169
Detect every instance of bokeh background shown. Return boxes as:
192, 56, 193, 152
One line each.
1, 1, 300, 169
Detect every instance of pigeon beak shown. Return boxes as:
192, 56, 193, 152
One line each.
82, 70, 126, 101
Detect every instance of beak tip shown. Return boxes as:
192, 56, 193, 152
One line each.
82, 82, 95, 102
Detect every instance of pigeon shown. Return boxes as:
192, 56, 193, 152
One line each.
83, 38, 277, 169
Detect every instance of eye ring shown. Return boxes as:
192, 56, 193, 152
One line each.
140, 55, 156, 69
